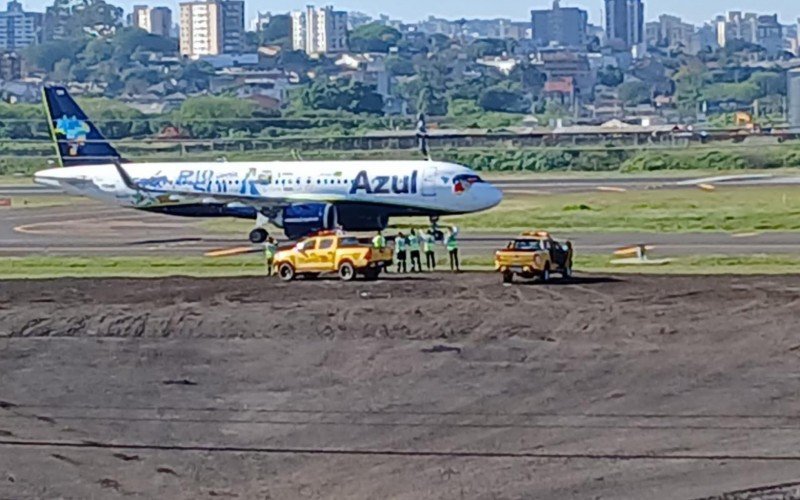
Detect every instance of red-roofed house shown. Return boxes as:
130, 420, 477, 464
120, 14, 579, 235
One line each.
543, 76, 576, 107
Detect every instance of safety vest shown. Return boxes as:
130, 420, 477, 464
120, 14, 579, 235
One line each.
422, 234, 434, 253
408, 234, 421, 252
264, 242, 278, 258
372, 235, 386, 249
395, 237, 407, 252
445, 233, 458, 251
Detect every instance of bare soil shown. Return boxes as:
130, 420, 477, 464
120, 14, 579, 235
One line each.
2, 273, 800, 499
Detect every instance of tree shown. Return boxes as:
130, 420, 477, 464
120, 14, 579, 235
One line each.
702, 82, 760, 103
598, 65, 624, 87
674, 60, 709, 119
385, 56, 415, 77
176, 97, 259, 138
749, 71, 786, 97
467, 38, 507, 59
260, 14, 291, 47
349, 23, 402, 53
298, 79, 384, 115
478, 85, 530, 113
23, 38, 86, 71
618, 81, 651, 105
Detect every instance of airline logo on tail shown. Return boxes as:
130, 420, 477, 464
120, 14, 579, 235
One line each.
54, 115, 90, 156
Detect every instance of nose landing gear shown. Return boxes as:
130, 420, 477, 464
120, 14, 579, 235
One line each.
429, 216, 444, 242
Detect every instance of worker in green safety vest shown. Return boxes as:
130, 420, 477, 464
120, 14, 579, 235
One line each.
264, 237, 278, 276
445, 227, 460, 272
408, 229, 422, 273
422, 230, 436, 271
372, 231, 386, 249
395, 232, 408, 274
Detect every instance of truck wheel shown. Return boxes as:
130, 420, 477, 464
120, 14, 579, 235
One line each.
278, 263, 295, 282
540, 265, 551, 283
502, 271, 514, 284
338, 262, 356, 282
562, 265, 573, 279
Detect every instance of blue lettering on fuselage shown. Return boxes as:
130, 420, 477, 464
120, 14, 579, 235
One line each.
349, 170, 418, 195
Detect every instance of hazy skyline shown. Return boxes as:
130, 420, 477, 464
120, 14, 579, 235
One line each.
12, 0, 800, 28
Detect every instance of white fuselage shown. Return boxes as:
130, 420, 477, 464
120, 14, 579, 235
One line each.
34, 160, 503, 216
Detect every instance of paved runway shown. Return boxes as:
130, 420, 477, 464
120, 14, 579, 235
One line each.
3, 202, 800, 258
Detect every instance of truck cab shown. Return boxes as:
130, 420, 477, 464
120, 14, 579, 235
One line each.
273, 231, 393, 282
494, 231, 573, 284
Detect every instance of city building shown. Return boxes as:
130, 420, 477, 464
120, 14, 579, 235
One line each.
180, 0, 244, 59
755, 14, 783, 56
715, 12, 757, 47
0, 50, 21, 80
531, 0, 587, 48
788, 68, 800, 129
291, 5, 348, 55
715, 11, 784, 56
0, 0, 41, 50
132, 5, 172, 37
646, 14, 694, 49
605, 0, 644, 54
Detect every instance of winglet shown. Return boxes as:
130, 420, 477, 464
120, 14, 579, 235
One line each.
113, 160, 142, 192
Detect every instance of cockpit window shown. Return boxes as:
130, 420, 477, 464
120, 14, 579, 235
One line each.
453, 174, 484, 185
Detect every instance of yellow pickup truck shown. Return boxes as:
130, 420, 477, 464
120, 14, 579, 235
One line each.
274, 232, 393, 282
494, 231, 573, 284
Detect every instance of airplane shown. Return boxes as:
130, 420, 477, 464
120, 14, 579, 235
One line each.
34, 86, 503, 243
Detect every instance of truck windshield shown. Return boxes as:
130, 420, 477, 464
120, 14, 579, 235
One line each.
339, 237, 361, 247
512, 240, 542, 251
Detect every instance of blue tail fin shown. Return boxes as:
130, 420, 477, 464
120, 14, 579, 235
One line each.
42, 86, 122, 167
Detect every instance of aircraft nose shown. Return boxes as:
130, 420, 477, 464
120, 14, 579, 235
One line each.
481, 182, 503, 209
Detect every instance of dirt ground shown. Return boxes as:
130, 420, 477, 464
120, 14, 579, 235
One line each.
2, 273, 800, 499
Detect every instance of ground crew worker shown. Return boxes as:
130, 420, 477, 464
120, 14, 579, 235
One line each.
408, 229, 422, 273
395, 232, 408, 274
445, 226, 460, 272
264, 237, 278, 276
423, 230, 436, 271
372, 230, 386, 250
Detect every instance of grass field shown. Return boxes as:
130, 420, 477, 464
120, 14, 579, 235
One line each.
447, 186, 800, 233
3, 254, 800, 279
199, 186, 800, 235
0, 196, 93, 209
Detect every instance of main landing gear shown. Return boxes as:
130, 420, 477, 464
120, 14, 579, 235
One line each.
249, 228, 268, 244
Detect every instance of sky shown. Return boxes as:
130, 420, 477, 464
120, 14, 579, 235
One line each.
14, 0, 800, 28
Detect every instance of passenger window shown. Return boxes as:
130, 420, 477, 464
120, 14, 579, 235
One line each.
318, 239, 334, 250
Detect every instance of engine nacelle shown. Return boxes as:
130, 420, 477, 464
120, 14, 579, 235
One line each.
277, 203, 337, 240
276, 203, 391, 240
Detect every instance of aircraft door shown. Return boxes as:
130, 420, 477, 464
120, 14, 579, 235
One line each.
421, 166, 438, 197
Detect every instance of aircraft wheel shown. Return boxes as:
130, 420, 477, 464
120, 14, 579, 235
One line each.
502, 272, 514, 284
338, 262, 356, 282
278, 263, 296, 282
249, 228, 268, 244
540, 266, 551, 283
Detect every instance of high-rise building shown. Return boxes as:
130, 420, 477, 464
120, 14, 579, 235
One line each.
646, 14, 694, 49
180, 0, 243, 59
291, 5, 348, 55
531, 0, 587, 48
605, 0, 644, 53
133, 5, 172, 37
788, 68, 800, 129
714, 11, 783, 55
0, 0, 41, 50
